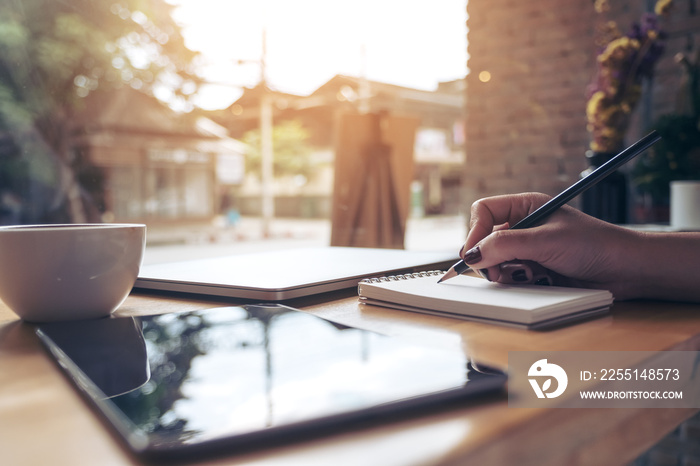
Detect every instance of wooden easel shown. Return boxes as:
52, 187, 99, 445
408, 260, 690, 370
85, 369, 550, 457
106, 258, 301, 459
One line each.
331, 112, 418, 249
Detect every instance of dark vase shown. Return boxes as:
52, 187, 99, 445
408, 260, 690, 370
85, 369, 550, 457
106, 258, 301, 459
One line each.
580, 150, 628, 224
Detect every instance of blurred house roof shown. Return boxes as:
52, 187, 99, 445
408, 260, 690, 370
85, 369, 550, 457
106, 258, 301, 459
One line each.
71, 87, 247, 156
310, 75, 464, 109
211, 74, 465, 142
73, 87, 214, 139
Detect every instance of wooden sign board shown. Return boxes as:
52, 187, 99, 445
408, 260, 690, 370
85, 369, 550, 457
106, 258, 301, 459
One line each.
331, 112, 419, 249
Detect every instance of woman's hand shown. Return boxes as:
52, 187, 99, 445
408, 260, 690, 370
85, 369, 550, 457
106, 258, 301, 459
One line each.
459, 193, 663, 300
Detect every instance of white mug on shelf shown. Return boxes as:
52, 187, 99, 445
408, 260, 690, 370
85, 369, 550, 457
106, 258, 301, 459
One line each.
670, 181, 700, 231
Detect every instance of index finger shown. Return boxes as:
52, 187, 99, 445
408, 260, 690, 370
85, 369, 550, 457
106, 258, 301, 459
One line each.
464, 193, 552, 249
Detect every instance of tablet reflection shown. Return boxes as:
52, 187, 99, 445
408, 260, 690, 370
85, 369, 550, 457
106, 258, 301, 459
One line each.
103, 305, 471, 446
39, 317, 150, 398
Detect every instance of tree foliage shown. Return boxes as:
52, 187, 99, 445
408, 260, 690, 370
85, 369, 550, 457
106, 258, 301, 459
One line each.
0, 0, 200, 224
242, 119, 315, 179
0, 0, 199, 125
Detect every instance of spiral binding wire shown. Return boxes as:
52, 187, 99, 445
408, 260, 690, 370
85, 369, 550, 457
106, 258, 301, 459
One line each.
359, 270, 444, 284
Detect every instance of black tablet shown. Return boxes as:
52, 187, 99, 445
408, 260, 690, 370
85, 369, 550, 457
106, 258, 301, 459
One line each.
36, 305, 506, 462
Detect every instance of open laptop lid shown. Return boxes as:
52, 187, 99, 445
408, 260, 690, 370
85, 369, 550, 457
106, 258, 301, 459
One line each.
135, 247, 457, 300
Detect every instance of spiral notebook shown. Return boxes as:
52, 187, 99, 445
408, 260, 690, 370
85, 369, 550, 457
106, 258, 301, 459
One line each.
358, 272, 614, 330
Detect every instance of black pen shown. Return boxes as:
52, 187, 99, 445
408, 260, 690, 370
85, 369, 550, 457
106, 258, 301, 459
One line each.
437, 130, 662, 283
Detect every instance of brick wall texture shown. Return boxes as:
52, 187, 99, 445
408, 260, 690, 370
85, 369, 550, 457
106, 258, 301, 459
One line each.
463, 0, 700, 216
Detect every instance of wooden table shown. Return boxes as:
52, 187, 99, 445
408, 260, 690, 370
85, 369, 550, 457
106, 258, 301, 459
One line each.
2, 286, 700, 465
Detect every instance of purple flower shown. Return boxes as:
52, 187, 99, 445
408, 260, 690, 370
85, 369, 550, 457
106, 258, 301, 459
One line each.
640, 13, 659, 35
586, 2, 672, 152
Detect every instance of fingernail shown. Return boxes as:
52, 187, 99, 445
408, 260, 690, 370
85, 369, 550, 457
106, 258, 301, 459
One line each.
463, 246, 482, 265
511, 269, 528, 282
477, 268, 490, 281
534, 276, 552, 286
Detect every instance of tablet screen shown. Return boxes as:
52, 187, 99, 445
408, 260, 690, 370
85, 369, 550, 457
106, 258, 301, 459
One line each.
37, 305, 506, 461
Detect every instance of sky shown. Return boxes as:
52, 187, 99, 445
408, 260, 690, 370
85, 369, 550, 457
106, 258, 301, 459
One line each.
168, 0, 468, 110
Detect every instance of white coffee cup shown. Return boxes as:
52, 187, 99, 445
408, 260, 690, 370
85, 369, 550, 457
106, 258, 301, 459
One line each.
670, 181, 700, 231
0, 224, 146, 322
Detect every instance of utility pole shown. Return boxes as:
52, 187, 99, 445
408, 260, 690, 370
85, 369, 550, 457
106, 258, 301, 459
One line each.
358, 42, 371, 114
259, 27, 274, 238
233, 28, 275, 238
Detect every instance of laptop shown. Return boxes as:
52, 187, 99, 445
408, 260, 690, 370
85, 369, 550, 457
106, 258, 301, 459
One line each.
135, 247, 458, 300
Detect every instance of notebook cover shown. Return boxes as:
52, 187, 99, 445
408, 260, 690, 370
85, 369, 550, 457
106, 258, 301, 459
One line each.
359, 297, 611, 330
357, 272, 613, 328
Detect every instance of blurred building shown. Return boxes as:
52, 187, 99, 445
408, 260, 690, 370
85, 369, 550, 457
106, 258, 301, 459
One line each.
71, 88, 246, 228
213, 75, 466, 218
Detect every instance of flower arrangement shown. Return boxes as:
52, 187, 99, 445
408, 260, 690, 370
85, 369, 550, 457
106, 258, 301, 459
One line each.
585, 0, 674, 153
